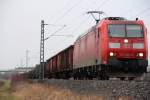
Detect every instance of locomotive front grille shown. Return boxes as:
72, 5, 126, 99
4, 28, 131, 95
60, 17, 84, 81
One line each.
122, 43, 132, 48
118, 53, 134, 58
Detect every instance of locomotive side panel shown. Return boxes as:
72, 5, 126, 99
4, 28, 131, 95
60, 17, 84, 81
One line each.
73, 28, 99, 69
99, 22, 109, 64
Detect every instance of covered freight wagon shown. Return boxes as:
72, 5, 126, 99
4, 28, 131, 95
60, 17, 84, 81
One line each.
45, 45, 74, 78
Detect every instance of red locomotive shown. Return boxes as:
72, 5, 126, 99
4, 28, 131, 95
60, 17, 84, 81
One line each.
45, 17, 148, 79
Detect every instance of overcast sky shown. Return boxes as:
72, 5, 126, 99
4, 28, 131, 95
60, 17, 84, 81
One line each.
0, 0, 150, 70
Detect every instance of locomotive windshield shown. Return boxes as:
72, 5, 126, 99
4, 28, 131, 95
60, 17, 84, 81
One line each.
108, 24, 143, 38
126, 25, 143, 37
108, 25, 125, 37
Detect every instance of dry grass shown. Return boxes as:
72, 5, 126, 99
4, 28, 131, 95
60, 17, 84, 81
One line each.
13, 82, 105, 100
0, 80, 16, 100
13, 81, 132, 100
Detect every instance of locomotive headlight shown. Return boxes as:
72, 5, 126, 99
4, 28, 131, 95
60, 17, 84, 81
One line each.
109, 43, 120, 48
124, 39, 128, 43
139, 53, 143, 57
110, 52, 114, 56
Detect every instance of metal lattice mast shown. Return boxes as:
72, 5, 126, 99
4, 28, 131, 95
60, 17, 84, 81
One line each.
40, 20, 45, 79
39, 20, 66, 79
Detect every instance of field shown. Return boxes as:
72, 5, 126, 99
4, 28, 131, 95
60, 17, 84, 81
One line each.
0, 80, 16, 100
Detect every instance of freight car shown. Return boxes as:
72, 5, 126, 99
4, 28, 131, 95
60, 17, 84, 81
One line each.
45, 17, 148, 80
45, 45, 74, 79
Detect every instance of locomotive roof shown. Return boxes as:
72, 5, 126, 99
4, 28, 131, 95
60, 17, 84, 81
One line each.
76, 25, 97, 40
103, 17, 127, 20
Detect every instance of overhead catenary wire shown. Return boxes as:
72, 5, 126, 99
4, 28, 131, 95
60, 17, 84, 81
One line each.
52, 0, 85, 24
96, 0, 112, 10
44, 25, 67, 41
119, 2, 144, 17
48, 35, 73, 37
71, 17, 90, 34
44, 0, 85, 41
49, 25, 66, 35
44, 1, 94, 51
46, 24, 67, 27
66, 0, 101, 24
76, 0, 112, 27
49, 0, 74, 22
46, 0, 112, 44
50, 0, 110, 36
69, 0, 112, 36
133, 7, 150, 18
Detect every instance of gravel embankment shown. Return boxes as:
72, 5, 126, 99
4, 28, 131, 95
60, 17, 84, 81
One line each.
42, 73, 150, 100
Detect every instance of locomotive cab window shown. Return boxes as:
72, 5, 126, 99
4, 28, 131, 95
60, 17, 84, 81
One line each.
108, 24, 144, 38
126, 25, 143, 38
108, 25, 125, 37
